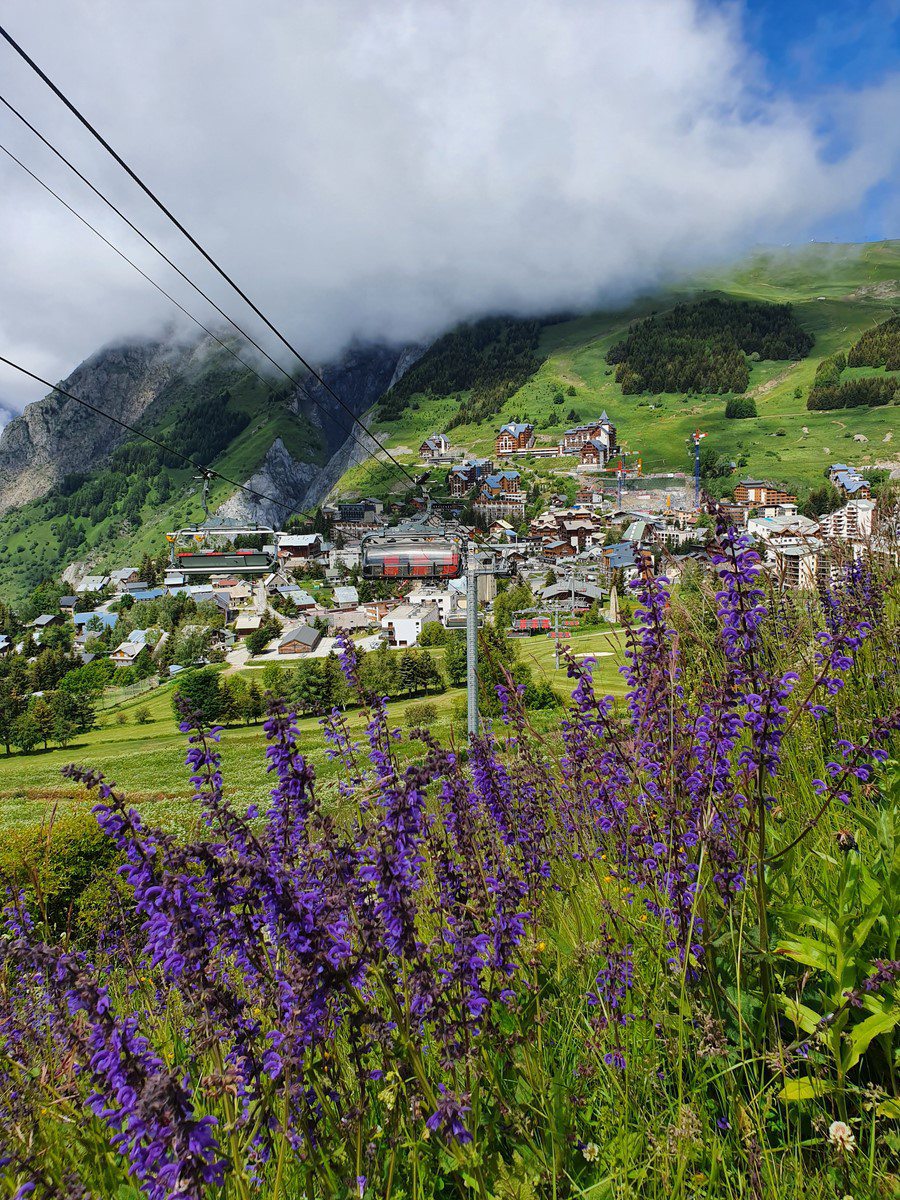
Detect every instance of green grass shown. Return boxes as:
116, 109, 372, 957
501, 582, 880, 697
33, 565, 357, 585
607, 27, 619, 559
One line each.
0, 628, 628, 831
336, 242, 900, 502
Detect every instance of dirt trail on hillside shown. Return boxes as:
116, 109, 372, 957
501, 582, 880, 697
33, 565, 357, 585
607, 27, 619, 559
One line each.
749, 362, 800, 399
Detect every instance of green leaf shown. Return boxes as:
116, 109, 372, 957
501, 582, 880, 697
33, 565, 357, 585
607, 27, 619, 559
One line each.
778, 995, 824, 1035
775, 935, 835, 979
843, 1008, 900, 1072
850, 899, 884, 951
774, 904, 835, 938
778, 1077, 833, 1102
876, 1097, 900, 1118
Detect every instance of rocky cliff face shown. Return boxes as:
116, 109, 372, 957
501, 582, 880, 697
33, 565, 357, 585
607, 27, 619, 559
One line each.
220, 341, 422, 525
0, 331, 423, 525
292, 342, 421, 456
218, 437, 322, 527
0, 335, 194, 513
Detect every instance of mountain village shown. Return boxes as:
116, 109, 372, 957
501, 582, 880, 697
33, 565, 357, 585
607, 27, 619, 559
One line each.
6, 409, 891, 705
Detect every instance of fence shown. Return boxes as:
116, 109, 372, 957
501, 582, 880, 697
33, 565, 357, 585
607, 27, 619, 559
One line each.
97, 674, 161, 710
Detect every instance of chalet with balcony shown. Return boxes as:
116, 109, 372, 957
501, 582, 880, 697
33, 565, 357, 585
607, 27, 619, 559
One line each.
495, 422, 535, 455
733, 479, 797, 507
561, 412, 618, 456
580, 438, 610, 467
448, 458, 493, 497
829, 464, 871, 499
419, 433, 450, 459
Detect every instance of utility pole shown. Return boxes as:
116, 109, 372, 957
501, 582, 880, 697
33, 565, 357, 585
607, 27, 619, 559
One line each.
466, 538, 480, 738
465, 541, 519, 737
692, 429, 707, 508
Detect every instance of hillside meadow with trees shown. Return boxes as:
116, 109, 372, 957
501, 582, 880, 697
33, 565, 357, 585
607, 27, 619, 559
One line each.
2, 527, 900, 1199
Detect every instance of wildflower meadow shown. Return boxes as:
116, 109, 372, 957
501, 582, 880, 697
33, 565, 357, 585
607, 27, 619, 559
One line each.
2, 523, 900, 1199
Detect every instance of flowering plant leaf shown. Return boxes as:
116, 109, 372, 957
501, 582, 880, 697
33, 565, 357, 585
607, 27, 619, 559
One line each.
843, 1006, 900, 1072
775, 935, 835, 980
777, 994, 823, 1036
778, 1077, 833, 1102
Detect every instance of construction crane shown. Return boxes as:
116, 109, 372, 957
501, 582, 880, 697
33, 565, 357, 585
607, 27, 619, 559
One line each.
600, 451, 642, 508
691, 430, 707, 508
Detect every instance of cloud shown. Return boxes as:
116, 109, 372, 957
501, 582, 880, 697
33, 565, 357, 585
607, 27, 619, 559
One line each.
0, 0, 897, 409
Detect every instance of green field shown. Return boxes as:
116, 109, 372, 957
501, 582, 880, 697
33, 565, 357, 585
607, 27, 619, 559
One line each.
0, 628, 628, 831
337, 241, 900, 501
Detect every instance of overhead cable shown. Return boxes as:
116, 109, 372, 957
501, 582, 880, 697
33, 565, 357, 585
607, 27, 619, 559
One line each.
0, 27, 417, 485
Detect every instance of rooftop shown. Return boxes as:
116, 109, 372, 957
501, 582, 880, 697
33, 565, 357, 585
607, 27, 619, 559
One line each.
279, 626, 321, 648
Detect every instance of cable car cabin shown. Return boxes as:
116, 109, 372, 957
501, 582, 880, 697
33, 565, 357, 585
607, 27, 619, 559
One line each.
510, 616, 551, 636
176, 550, 275, 576
361, 537, 463, 581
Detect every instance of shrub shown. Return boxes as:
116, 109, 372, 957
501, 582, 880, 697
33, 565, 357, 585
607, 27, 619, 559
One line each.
172, 666, 222, 723
245, 622, 280, 657
403, 701, 438, 727
134, 706, 151, 725
724, 396, 757, 419
0, 811, 123, 944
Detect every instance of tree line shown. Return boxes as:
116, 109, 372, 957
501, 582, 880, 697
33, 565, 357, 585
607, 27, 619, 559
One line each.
607, 299, 813, 395
807, 376, 898, 411
847, 315, 900, 370
378, 316, 543, 428
173, 645, 446, 725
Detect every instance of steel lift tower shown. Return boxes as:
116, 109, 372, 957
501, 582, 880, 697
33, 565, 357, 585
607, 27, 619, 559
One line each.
691, 430, 707, 508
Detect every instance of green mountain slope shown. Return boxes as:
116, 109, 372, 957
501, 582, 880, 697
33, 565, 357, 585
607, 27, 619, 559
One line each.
335, 241, 900, 501
0, 348, 320, 603
1, 240, 897, 607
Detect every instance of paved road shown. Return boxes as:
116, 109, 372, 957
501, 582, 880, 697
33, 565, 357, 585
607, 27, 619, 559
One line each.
225, 633, 384, 671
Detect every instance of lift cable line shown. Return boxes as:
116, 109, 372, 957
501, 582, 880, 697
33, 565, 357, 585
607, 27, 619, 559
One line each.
0, 28, 418, 486
0, 354, 301, 523
0, 90, 410, 482
0, 139, 284, 394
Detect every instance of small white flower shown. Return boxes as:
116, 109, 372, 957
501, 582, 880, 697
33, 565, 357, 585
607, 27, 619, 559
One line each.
828, 1120, 855, 1154
581, 1141, 600, 1163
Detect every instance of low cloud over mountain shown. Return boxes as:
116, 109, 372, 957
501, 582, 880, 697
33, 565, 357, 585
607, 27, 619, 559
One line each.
1, 0, 898, 408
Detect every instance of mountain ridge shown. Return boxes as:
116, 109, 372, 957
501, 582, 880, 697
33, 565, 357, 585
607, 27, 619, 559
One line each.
0, 240, 898, 605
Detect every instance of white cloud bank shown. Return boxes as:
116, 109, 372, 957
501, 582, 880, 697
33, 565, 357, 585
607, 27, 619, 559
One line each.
0, 0, 898, 409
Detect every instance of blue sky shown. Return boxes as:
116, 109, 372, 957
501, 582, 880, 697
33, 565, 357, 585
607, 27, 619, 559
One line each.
736, 0, 900, 239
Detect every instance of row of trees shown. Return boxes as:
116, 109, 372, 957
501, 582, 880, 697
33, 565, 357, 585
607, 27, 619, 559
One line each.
378, 316, 543, 427
173, 646, 446, 725
0, 684, 96, 755
807, 375, 898, 410
847, 314, 900, 369
607, 299, 813, 395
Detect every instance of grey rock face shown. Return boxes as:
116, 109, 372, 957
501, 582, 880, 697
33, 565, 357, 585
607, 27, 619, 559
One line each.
0, 337, 183, 513
218, 437, 320, 528
0, 331, 423, 525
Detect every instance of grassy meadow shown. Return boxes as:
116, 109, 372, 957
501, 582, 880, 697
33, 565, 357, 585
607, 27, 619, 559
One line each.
337, 240, 900, 502
4, 550, 900, 1200
0, 627, 628, 832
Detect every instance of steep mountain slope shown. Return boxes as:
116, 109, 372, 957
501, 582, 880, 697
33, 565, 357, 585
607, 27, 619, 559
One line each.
0, 338, 185, 513
0, 332, 411, 603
